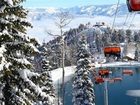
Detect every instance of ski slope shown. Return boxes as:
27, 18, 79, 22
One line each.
51, 61, 140, 84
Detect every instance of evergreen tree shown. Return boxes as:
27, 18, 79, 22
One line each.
33, 45, 57, 105
126, 29, 132, 42
95, 35, 102, 52
0, 0, 54, 105
134, 31, 140, 43
118, 29, 125, 43
39, 55, 56, 105
72, 36, 95, 105
0, 0, 32, 104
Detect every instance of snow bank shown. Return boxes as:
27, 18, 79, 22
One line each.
94, 61, 140, 68
51, 66, 76, 84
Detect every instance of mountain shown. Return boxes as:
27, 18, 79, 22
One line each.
27, 4, 129, 21
26, 4, 140, 43
62, 4, 129, 16
27, 7, 59, 21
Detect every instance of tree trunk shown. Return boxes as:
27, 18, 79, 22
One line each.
61, 36, 65, 105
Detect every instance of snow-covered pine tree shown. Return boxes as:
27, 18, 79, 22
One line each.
32, 44, 57, 105
39, 54, 56, 105
0, 0, 33, 104
0, 0, 54, 105
126, 29, 132, 42
72, 36, 95, 105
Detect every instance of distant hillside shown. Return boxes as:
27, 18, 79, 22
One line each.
26, 4, 140, 43
27, 4, 129, 21
45, 22, 140, 67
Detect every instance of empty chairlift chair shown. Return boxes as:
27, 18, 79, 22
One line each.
95, 76, 104, 84
98, 69, 110, 77
123, 69, 134, 75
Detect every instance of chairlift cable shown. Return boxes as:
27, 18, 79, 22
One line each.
111, 0, 120, 36
128, 12, 136, 29
122, 13, 130, 30
127, 12, 133, 23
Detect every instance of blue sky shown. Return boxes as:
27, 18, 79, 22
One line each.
23, 0, 126, 8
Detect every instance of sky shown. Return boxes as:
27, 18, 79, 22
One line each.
23, 0, 126, 8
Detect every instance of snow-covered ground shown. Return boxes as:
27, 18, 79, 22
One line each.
51, 66, 76, 84
51, 61, 140, 84
94, 61, 140, 68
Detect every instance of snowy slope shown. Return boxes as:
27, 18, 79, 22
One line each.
94, 61, 140, 68
51, 66, 76, 84
51, 62, 140, 84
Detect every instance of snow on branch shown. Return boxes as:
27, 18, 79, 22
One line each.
0, 45, 11, 71
0, 5, 6, 13
18, 69, 40, 80
18, 69, 55, 104
28, 43, 40, 53
4, 0, 13, 6
14, 58, 31, 65
0, 45, 6, 56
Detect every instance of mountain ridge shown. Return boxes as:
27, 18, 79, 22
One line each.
27, 4, 129, 21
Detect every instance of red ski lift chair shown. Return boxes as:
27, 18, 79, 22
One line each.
127, 0, 140, 12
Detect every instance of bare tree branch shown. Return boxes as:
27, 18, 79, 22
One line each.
54, 11, 73, 35
45, 11, 73, 105
45, 30, 60, 37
